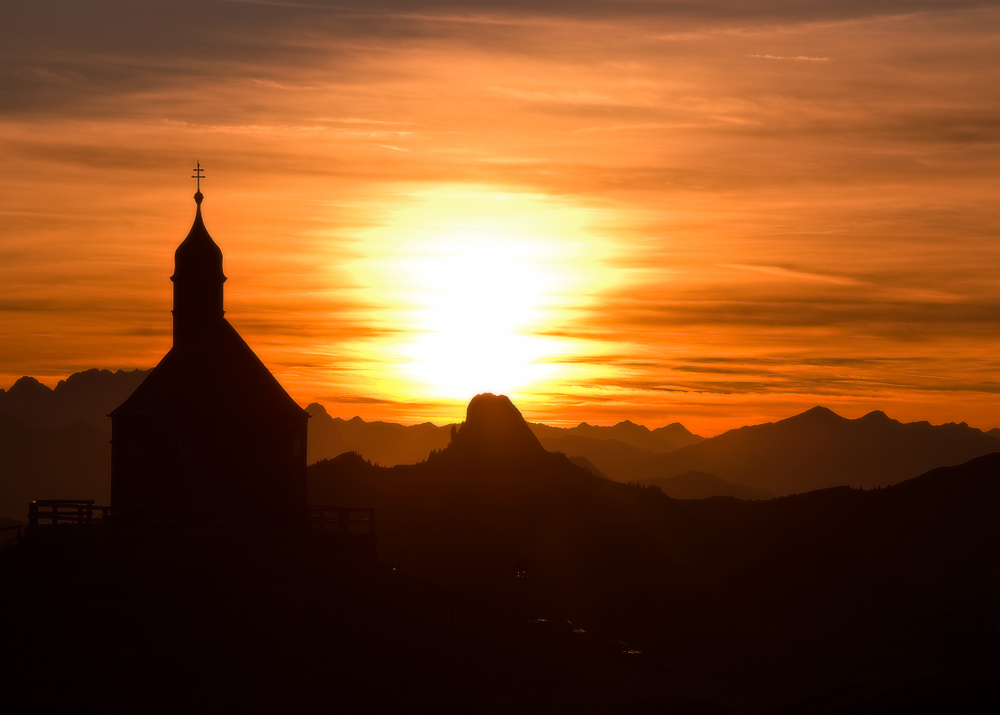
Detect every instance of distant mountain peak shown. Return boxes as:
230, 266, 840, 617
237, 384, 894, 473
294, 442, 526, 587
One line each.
305, 402, 329, 417
615, 419, 648, 432
793, 405, 844, 422
859, 409, 892, 423
451, 393, 544, 458
8, 375, 52, 398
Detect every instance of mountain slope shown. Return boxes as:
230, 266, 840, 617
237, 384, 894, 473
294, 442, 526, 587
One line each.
537, 435, 658, 482
647, 471, 772, 500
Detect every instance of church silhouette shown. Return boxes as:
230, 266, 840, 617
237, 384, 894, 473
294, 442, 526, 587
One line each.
109, 172, 309, 526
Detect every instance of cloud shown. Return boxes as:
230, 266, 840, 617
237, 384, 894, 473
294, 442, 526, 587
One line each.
720, 264, 863, 286
2, 0, 999, 432
746, 54, 833, 62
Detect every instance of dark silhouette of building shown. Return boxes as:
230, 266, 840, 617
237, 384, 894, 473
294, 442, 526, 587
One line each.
109, 184, 308, 525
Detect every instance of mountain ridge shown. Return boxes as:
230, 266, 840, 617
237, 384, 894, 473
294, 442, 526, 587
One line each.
638, 404, 1000, 494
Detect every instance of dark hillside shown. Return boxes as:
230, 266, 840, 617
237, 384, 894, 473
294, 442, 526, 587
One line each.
1, 530, 699, 713
309, 396, 1000, 709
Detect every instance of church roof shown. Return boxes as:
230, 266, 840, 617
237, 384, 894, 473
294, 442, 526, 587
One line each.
172, 195, 225, 284
110, 318, 307, 419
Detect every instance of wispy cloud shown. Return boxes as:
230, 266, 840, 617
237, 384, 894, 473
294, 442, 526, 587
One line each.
746, 54, 834, 62
720, 264, 862, 286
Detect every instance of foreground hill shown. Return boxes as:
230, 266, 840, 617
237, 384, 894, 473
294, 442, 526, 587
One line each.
309, 394, 999, 709
638, 406, 1000, 494
2, 531, 687, 713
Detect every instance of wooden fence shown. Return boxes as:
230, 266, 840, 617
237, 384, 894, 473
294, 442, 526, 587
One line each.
28, 500, 111, 528
25, 500, 376, 537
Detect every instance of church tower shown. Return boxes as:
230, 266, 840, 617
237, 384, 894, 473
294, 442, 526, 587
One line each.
110, 172, 309, 526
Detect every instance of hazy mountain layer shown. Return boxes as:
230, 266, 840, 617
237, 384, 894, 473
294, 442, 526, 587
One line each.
4, 370, 1000, 516
638, 406, 1000, 495
305, 402, 453, 466
0, 411, 110, 520
528, 419, 702, 453
0, 369, 150, 431
647, 471, 773, 500
537, 434, 659, 482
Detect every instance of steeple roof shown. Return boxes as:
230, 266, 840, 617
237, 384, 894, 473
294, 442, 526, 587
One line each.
109, 319, 306, 418
110, 187, 307, 420
172, 191, 224, 284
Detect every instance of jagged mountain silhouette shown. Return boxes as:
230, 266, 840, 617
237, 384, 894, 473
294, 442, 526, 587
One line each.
638, 405, 1000, 494
305, 403, 452, 466
310, 392, 1000, 708
5, 370, 1000, 512
0, 369, 149, 431
529, 419, 702, 453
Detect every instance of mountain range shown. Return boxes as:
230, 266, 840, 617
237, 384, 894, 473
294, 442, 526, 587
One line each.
308, 392, 1000, 708
635, 406, 1000, 494
4, 369, 1000, 518
0, 369, 150, 431
2, 384, 997, 709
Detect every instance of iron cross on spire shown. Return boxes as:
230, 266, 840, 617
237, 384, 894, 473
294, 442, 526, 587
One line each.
191, 161, 205, 192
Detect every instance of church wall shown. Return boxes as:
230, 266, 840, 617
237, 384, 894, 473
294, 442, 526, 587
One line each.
111, 413, 308, 526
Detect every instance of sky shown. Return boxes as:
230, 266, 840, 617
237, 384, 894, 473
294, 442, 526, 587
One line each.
1, 0, 999, 435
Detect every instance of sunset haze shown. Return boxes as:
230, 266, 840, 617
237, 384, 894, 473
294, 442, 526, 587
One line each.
2, 0, 999, 435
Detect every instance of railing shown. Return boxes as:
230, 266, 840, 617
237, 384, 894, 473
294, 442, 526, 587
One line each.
24, 501, 375, 536
28, 500, 111, 528
308, 505, 376, 534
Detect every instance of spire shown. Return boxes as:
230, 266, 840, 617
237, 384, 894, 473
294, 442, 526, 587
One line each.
192, 160, 205, 199
172, 165, 226, 346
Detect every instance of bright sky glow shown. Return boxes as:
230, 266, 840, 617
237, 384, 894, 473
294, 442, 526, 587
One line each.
1, 2, 999, 434
345, 188, 616, 404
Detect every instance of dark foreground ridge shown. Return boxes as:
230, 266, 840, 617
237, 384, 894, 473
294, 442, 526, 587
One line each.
2, 531, 692, 713
1, 392, 999, 712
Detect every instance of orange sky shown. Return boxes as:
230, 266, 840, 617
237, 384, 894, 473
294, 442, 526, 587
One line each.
2, 1, 999, 435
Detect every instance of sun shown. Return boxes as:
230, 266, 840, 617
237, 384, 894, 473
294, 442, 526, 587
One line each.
346, 186, 610, 405
403, 232, 559, 399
